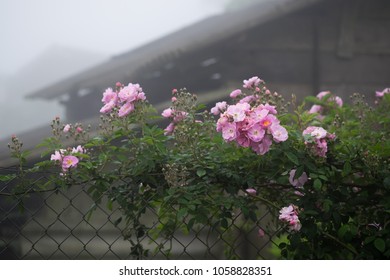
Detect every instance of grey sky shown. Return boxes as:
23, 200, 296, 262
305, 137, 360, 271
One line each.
0, 0, 229, 76
0, 0, 230, 138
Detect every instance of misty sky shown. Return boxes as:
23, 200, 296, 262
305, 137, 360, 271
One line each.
0, 0, 230, 139
0, 0, 229, 76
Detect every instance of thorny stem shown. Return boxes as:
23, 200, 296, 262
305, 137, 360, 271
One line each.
252, 195, 280, 210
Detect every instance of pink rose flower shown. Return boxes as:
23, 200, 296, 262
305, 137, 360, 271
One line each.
118, 84, 138, 103
50, 151, 63, 162
314, 91, 343, 108
247, 123, 265, 142
376, 88, 390, 98
258, 228, 265, 238
303, 126, 334, 158
118, 101, 135, 117
137, 91, 146, 101
210, 101, 227, 115
279, 204, 301, 232
62, 155, 79, 171
316, 91, 331, 99
229, 89, 242, 98
72, 145, 85, 154
245, 188, 257, 196
173, 111, 188, 123
289, 169, 308, 188
236, 134, 251, 148
243, 76, 262, 89
63, 124, 71, 133
162, 108, 173, 118
222, 122, 238, 141
226, 105, 245, 122
250, 108, 269, 122
270, 124, 288, 142
310, 127, 327, 139
252, 135, 272, 155
239, 95, 257, 104
259, 116, 273, 129
334, 96, 343, 107
258, 103, 277, 114
216, 115, 229, 132
164, 122, 175, 135
100, 101, 116, 114
309, 105, 322, 114
101, 88, 117, 105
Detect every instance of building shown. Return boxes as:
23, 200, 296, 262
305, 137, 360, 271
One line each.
25, 0, 390, 124
1, 0, 390, 259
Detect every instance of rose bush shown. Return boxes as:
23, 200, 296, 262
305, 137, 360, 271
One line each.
2, 76, 390, 259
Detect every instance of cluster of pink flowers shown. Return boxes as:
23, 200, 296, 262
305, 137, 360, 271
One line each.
210, 101, 227, 115
161, 107, 188, 135
216, 102, 288, 155
99, 82, 146, 117
50, 145, 86, 175
376, 88, 390, 98
309, 91, 343, 117
279, 204, 301, 232
302, 126, 335, 158
243, 76, 263, 90
63, 123, 83, 134
226, 76, 270, 104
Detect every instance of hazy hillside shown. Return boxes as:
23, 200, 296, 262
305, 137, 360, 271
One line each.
0, 45, 107, 139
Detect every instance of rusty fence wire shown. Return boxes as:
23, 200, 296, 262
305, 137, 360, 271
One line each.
0, 167, 283, 260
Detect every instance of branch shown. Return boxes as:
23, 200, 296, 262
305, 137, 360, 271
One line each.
322, 231, 358, 256
0, 187, 58, 197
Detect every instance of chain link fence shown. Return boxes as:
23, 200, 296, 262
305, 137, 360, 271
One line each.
1, 167, 283, 260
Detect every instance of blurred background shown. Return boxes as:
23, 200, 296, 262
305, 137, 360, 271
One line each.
0, 0, 231, 139
1, 0, 389, 152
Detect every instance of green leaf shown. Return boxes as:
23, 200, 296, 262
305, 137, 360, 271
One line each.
374, 238, 386, 253
186, 218, 196, 231
304, 96, 327, 106
364, 236, 376, 245
177, 208, 188, 219
338, 224, 349, 239
318, 175, 328, 181
196, 169, 206, 177
313, 179, 322, 190
285, 152, 299, 165
342, 162, 352, 176
323, 199, 332, 212
305, 161, 317, 172
0, 174, 17, 181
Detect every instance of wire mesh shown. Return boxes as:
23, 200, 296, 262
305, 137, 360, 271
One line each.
0, 167, 282, 260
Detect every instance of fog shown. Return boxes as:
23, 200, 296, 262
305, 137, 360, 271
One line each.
0, 0, 232, 139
